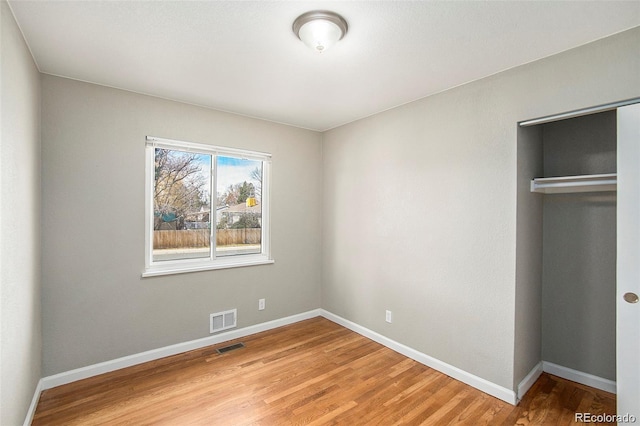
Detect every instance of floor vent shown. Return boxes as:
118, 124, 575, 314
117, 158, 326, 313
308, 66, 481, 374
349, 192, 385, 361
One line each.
216, 342, 245, 354
210, 308, 237, 333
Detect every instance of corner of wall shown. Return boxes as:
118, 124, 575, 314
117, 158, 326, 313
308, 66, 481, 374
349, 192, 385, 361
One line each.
513, 125, 544, 390
0, 1, 43, 424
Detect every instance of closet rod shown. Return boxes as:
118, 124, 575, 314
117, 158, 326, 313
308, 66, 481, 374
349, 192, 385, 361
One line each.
519, 98, 640, 127
530, 173, 617, 194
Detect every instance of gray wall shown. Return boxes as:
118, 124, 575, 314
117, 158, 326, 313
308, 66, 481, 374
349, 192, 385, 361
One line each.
0, 1, 42, 424
5, 11, 639, 419
41, 76, 323, 375
322, 27, 640, 390
541, 111, 617, 380
515, 125, 543, 390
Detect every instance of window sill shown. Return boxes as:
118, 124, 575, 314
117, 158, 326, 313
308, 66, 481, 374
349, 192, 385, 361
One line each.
142, 257, 274, 278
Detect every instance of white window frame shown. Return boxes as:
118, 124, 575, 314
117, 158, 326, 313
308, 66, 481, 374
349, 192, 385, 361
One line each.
143, 136, 273, 277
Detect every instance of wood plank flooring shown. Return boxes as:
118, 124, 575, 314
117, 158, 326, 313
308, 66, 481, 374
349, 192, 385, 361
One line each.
32, 317, 616, 425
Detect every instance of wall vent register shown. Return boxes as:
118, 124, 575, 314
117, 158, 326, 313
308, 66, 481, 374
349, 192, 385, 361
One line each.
210, 309, 237, 333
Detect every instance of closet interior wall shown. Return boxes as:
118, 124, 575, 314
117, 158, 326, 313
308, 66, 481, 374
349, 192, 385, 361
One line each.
515, 110, 618, 391
540, 111, 617, 381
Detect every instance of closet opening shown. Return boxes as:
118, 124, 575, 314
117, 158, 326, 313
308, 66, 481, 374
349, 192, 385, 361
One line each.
515, 109, 618, 400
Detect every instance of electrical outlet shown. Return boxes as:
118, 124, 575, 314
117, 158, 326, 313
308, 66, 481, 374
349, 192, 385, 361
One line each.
258, 298, 265, 311
385, 310, 392, 323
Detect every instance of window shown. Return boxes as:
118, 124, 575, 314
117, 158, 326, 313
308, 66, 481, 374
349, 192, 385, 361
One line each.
143, 136, 272, 277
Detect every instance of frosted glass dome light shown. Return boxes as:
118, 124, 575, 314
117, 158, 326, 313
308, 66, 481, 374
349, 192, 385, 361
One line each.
293, 11, 348, 53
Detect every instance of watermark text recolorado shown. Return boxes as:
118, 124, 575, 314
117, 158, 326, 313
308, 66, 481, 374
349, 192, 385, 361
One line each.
575, 413, 636, 423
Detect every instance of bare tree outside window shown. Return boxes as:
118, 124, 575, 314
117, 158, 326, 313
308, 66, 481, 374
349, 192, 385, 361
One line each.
145, 137, 272, 275
153, 148, 211, 260
215, 156, 263, 257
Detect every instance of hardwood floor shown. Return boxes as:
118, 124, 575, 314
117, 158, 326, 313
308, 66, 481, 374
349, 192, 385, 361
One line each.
32, 317, 616, 425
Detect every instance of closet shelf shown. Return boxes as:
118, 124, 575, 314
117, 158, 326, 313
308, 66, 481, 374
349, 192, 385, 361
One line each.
530, 173, 617, 194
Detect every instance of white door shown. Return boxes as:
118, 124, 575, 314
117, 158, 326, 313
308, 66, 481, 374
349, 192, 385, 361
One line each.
617, 103, 640, 418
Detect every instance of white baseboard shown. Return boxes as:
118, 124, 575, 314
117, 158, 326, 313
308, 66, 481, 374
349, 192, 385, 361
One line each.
319, 309, 517, 405
517, 361, 543, 401
23, 378, 44, 426
542, 361, 616, 394
513, 360, 616, 403
40, 309, 321, 391
28, 306, 520, 425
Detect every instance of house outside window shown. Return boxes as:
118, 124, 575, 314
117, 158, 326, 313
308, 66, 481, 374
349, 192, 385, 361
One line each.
143, 136, 272, 276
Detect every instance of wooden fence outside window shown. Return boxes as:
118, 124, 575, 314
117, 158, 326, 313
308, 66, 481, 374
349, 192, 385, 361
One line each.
153, 229, 261, 249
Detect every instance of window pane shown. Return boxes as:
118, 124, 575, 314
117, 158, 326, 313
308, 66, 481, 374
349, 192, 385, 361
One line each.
215, 156, 262, 257
153, 148, 211, 262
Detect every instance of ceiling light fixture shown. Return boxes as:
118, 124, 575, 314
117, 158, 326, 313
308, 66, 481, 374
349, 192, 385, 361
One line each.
292, 10, 348, 53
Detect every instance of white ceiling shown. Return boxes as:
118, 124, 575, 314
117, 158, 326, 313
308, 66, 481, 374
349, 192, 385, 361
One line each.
8, 1, 640, 131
